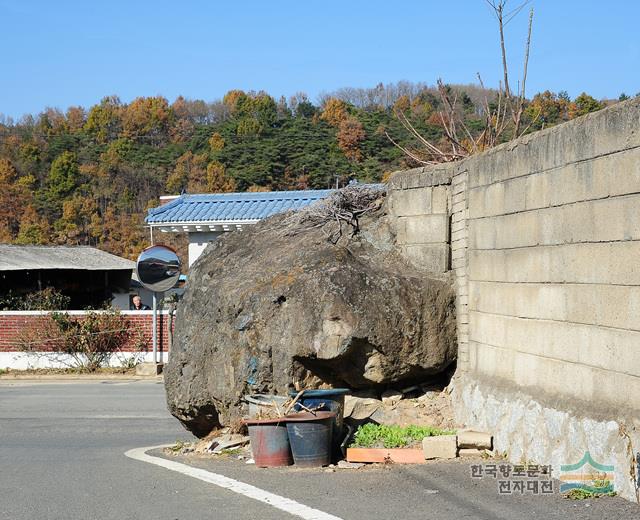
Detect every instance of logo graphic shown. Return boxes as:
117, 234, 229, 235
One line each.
559, 452, 615, 494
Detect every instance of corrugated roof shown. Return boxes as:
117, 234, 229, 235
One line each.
0, 245, 135, 271
145, 189, 334, 224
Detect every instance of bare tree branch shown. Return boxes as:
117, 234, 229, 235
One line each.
387, 1, 534, 165
384, 131, 433, 165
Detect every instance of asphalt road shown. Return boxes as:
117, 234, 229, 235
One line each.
1, 380, 639, 520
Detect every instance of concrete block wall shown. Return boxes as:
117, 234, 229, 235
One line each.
450, 167, 470, 372
387, 166, 452, 273
387, 98, 640, 501
456, 98, 640, 502
462, 98, 640, 414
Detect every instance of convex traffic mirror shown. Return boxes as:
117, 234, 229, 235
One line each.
135, 245, 181, 292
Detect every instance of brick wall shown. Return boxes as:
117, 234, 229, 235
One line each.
0, 310, 172, 354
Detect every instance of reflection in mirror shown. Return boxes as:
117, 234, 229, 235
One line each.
136, 245, 181, 292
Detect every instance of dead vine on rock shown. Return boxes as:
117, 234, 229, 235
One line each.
280, 184, 387, 243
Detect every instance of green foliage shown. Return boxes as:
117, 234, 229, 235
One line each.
563, 474, 616, 500
15, 223, 46, 244
0, 85, 616, 258
572, 93, 604, 117
0, 287, 71, 311
46, 151, 80, 207
564, 487, 616, 500
295, 100, 317, 118
84, 95, 122, 143
236, 92, 277, 131
350, 423, 455, 449
18, 309, 146, 371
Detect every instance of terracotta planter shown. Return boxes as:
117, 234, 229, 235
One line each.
346, 447, 426, 464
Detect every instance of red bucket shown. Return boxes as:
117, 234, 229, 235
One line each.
243, 417, 293, 467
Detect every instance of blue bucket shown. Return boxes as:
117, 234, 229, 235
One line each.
289, 388, 350, 443
285, 411, 335, 467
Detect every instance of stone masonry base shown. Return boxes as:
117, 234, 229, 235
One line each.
453, 376, 640, 502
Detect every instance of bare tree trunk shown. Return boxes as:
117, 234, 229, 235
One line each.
514, 8, 534, 135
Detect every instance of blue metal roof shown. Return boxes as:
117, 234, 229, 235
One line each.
145, 189, 334, 224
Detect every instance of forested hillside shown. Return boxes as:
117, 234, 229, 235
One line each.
0, 82, 621, 258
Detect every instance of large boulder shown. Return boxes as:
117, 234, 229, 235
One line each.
164, 191, 457, 437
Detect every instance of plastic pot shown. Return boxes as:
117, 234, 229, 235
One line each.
285, 411, 336, 467
289, 388, 350, 446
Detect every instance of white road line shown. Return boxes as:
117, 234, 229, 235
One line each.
125, 445, 344, 520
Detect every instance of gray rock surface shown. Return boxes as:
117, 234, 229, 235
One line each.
343, 395, 382, 420
164, 198, 456, 437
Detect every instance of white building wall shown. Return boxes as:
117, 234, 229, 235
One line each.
188, 231, 222, 267
111, 292, 132, 310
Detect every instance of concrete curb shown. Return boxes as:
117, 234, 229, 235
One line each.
0, 374, 163, 381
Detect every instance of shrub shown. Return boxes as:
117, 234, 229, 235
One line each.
0, 287, 71, 310
18, 309, 147, 371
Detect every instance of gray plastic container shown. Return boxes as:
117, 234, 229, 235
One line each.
244, 394, 288, 418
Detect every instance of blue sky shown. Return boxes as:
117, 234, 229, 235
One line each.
0, 0, 638, 118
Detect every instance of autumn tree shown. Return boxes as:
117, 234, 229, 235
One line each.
170, 118, 195, 143
17, 142, 41, 180
393, 95, 411, 113
273, 167, 310, 191
99, 206, 148, 259
223, 90, 246, 114
247, 184, 271, 192
387, 1, 536, 164
236, 117, 263, 137
320, 98, 349, 127
53, 194, 99, 244
15, 205, 49, 245
337, 117, 366, 162
37, 108, 68, 136
166, 151, 208, 194
0, 159, 28, 241
208, 132, 225, 152
121, 96, 173, 144
206, 161, 236, 192
99, 138, 133, 174
0, 79, 625, 260
65, 106, 87, 133
233, 92, 278, 136
524, 90, 570, 129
